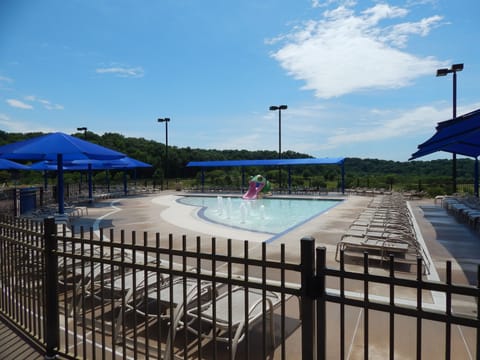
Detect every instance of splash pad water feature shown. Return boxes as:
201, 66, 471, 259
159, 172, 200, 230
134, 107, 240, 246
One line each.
178, 196, 341, 235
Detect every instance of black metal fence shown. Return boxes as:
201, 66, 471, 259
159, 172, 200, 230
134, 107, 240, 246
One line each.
0, 216, 479, 359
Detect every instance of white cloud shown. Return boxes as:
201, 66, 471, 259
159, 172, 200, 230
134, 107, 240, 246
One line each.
0, 113, 54, 133
383, 15, 444, 48
38, 99, 64, 110
321, 106, 441, 147
270, 3, 446, 98
0, 76, 13, 83
0, 114, 15, 128
6, 99, 33, 110
211, 132, 265, 151
96, 65, 145, 78
22, 95, 64, 110
316, 102, 480, 151
312, 0, 355, 9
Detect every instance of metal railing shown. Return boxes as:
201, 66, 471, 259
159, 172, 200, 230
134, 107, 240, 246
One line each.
0, 216, 478, 359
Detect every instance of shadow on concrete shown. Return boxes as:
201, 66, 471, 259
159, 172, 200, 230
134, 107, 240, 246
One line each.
420, 204, 480, 285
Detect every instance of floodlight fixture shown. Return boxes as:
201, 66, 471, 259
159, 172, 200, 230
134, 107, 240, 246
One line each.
436, 68, 449, 77
452, 63, 464, 72
436, 63, 464, 77
77, 127, 87, 139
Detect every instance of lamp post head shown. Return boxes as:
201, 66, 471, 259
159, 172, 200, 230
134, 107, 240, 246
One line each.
436, 68, 449, 77
157, 118, 170, 123
269, 105, 288, 111
452, 63, 464, 72
436, 63, 464, 77
77, 127, 87, 131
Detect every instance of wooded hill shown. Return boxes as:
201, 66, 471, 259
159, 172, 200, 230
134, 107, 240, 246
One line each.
0, 130, 474, 196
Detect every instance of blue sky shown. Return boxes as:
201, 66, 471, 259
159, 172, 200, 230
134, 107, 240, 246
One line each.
0, 0, 478, 161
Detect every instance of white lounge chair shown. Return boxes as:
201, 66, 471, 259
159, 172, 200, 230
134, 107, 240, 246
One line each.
186, 286, 282, 360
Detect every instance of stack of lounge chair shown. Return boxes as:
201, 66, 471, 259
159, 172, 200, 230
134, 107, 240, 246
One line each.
441, 195, 480, 231
336, 193, 430, 273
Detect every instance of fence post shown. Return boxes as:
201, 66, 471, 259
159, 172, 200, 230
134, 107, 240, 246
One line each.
301, 236, 316, 360
316, 247, 327, 360
44, 217, 59, 359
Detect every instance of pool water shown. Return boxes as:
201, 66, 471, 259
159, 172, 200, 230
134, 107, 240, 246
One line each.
177, 196, 341, 234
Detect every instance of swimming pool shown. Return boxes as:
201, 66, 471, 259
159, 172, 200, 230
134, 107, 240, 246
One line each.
177, 196, 341, 235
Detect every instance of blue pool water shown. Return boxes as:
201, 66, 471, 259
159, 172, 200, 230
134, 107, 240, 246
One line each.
177, 196, 341, 235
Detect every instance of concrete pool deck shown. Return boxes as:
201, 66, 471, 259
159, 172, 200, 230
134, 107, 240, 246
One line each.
69, 190, 480, 310
72, 192, 370, 266
70, 190, 480, 286
66, 190, 479, 359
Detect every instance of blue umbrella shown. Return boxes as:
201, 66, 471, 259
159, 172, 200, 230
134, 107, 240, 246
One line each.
0, 132, 125, 161
72, 157, 152, 196
29, 161, 79, 171
0, 132, 125, 214
31, 157, 152, 198
0, 158, 31, 170
32, 157, 151, 171
71, 157, 152, 169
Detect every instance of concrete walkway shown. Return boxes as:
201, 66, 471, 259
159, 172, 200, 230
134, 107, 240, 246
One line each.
0, 314, 44, 360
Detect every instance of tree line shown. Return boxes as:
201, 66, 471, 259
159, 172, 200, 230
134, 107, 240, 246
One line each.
0, 130, 475, 197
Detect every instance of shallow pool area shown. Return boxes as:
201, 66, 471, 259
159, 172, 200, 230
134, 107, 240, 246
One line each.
177, 196, 342, 235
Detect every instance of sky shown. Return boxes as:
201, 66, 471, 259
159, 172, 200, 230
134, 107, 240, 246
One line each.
0, 0, 479, 161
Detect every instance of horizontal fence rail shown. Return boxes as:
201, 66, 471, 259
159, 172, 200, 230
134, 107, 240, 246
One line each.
0, 215, 478, 359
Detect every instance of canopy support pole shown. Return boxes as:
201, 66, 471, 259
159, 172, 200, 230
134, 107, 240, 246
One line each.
452, 154, 457, 194
57, 154, 64, 215
88, 164, 93, 203
475, 157, 479, 197
288, 166, 292, 195
241, 167, 245, 193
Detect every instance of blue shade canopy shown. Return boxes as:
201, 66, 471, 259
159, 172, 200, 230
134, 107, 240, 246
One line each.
31, 157, 151, 171
29, 161, 70, 171
0, 132, 126, 215
0, 158, 31, 170
187, 157, 345, 167
0, 132, 125, 161
410, 108, 480, 160
71, 157, 152, 169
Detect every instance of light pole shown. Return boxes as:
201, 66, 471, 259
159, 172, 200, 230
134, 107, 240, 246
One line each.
76, 127, 89, 198
269, 105, 287, 191
157, 118, 170, 189
77, 127, 87, 139
436, 63, 463, 194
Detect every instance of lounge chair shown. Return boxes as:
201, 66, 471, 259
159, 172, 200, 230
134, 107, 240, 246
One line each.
186, 286, 282, 360
136, 275, 216, 357
104, 268, 165, 342
67, 249, 158, 316
335, 236, 409, 262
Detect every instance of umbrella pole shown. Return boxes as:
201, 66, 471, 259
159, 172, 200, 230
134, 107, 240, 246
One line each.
88, 164, 93, 204
57, 154, 64, 214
